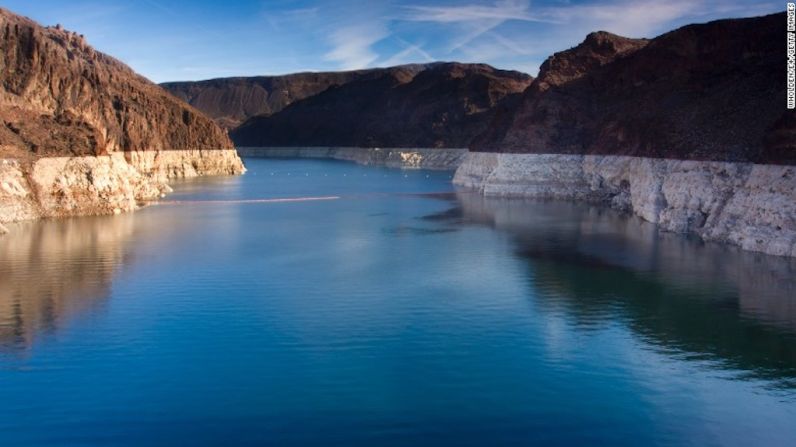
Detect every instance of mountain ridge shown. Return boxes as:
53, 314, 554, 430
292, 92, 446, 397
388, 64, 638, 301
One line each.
475, 12, 793, 165
162, 62, 533, 137
226, 62, 533, 148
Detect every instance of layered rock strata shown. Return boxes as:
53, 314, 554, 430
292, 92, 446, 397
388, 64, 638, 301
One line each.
459, 13, 794, 257
0, 8, 244, 229
454, 153, 796, 257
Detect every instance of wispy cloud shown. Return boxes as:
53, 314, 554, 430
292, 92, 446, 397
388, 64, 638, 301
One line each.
486, 31, 537, 56
402, 0, 540, 23
4, 0, 782, 81
399, 0, 780, 77
324, 23, 389, 70
537, 0, 703, 37
535, 0, 780, 37
381, 38, 434, 66
402, 0, 544, 52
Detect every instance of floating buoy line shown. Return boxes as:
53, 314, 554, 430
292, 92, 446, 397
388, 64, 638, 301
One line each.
147, 190, 459, 207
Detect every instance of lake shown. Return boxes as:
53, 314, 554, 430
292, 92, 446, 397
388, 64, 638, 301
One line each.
1, 158, 795, 446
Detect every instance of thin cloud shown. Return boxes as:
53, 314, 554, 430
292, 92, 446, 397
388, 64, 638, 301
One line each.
381, 38, 434, 66
324, 23, 389, 70
401, 0, 546, 52
7, 0, 780, 81
402, 0, 540, 23
534, 0, 779, 37
537, 0, 703, 37
487, 31, 538, 56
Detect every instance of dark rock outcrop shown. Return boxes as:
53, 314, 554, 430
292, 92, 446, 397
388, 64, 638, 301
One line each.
0, 8, 238, 159
475, 13, 793, 165
533, 31, 649, 91
228, 63, 532, 148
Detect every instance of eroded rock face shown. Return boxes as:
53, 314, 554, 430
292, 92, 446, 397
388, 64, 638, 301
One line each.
0, 8, 245, 227
0, 155, 163, 222
458, 13, 795, 257
454, 153, 796, 257
533, 31, 648, 92
475, 13, 793, 165
225, 63, 532, 148
0, 8, 239, 157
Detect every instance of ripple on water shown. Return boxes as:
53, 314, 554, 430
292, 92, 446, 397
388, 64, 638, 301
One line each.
0, 158, 795, 446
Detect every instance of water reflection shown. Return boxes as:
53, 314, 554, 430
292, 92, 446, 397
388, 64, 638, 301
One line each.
447, 191, 796, 388
0, 216, 135, 352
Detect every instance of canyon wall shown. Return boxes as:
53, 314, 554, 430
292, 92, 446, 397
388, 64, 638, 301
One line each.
455, 153, 796, 257
474, 13, 791, 164
0, 8, 244, 229
457, 13, 795, 257
0, 149, 243, 224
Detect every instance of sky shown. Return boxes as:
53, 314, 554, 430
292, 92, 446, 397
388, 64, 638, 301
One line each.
2, 0, 782, 83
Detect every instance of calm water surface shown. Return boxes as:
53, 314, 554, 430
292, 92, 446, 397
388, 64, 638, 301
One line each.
1, 158, 795, 446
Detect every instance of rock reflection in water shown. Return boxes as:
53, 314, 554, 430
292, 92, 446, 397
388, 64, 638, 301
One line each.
449, 191, 796, 387
0, 215, 135, 352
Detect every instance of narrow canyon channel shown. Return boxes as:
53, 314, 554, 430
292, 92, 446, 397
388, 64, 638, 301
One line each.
1, 158, 795, 446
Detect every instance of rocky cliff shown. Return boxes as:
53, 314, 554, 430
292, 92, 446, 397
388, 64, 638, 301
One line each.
475, 13, 791, 164
458, 13, 796, 257
455, 153, 796, 257
0, 8, 244, 227
214, 63, 532, 148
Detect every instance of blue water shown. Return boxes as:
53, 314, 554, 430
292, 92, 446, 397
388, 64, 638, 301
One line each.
1, 158, 795, 446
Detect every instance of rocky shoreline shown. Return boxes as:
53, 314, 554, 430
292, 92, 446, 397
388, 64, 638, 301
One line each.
0, 149, 244, 229
0, 8, 246, 234
237, 147, 467, 170
454, 153, 796, 257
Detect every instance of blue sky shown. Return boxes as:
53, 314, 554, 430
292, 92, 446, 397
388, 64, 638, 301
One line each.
3, 0, 781, 82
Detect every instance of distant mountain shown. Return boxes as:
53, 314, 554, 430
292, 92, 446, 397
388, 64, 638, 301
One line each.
162, 65, 433, 130
225, 63, 533, 148
474, 13, 793, 164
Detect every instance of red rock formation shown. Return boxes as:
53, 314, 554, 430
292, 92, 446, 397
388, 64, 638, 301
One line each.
229, 63, 533, 148
0, 8, 243, 227
475, 13, 794, 165
0, 7, 235, 159
533, 31, 648, 91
